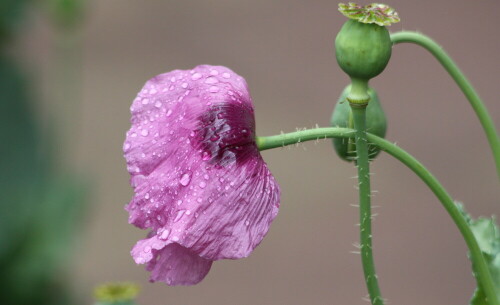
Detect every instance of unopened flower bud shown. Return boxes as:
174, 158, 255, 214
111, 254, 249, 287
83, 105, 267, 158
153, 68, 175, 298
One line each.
330, 85, 387, 162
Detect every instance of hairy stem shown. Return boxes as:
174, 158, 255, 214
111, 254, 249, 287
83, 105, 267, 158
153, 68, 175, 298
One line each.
257, 127, 499, 305
351, 106, 384, 305
391, 31, 500, 180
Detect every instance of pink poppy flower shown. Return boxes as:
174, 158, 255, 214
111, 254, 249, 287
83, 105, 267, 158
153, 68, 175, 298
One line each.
123, 65, 280, 285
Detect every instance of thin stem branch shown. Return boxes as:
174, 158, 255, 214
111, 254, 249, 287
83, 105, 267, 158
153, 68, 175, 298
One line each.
351, 106, 384, 305
390, 31, 500, 180
257, 128, 499, 305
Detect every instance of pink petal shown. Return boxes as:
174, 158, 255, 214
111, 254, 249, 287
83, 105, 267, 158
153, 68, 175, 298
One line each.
131, 235, 212, 285
124, 65, 280, 284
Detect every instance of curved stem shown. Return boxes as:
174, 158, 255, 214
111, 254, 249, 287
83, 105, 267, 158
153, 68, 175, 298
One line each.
257, 127, 499, 305
351, 106, 384, 305
390, 31, 500, 180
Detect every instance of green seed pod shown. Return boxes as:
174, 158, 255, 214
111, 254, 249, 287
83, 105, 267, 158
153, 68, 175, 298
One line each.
335, 19, 392, 81
331, 85, 387, 162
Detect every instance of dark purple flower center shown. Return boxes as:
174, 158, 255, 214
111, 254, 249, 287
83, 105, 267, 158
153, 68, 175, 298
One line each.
193, 102, 257, 166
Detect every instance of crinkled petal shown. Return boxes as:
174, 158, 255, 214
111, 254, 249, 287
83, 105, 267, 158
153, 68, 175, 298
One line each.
131, 235, 212, 285
124, 65, 280, 284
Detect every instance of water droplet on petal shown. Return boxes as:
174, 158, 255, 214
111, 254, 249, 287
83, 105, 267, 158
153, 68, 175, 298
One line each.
155, 101, 162, 108
131, 132, 137, 138
159, 229, 170, 240
191, 73, 202, 80
149, 88, 158, 94
166, 109, 172, 116
203, 174, 210, 180
172, 236, 180, 242
124, 142, 131, 150
205, 76, 218, 84
185, 210, 192, 215
199, 181, 206, 189
174, 210, 186, 222
245, 220, 250, 226
145, 193, 150, 200
202, 152, 211, 160
222, 72, 231, 79
181, 82, 188, 88
209, 86, 219, 93
197, 198, 202, 203
144, 246, 152, 253
177, 200, 183, 205
179, 172, 192, 186
170, 77, 176, 82
210, 70, 219, 75
142, 98, 149, 105
141, 129, 149, 136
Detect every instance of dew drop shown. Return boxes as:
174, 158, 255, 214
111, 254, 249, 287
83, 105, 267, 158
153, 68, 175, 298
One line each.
209, 86, 219, 93
124, 142, 131, 150
177, 199, 183, 206
191, 73, 202, 80
149, 88, 158, 94
222, 72, 231, 79
181, 82, 188, 88
199, 181, 206, 189
145, 193, 150, 200
185, 210, 192, 215
210, 70, 219, 75
131, 132, 137, 138
144, 246, 151, 253
155, 101, 162, 108
141, 129, 149, 136
159, 229, 170, 240
245, 220, 250, 226
174, 210, 186, 222
142, 98, 149, 105
179, 172, 192, 186
170, 77, 176, 82
172, 236, 180, 242
197, 198, 202, 203
203, 174, 210, 180
202, 151, 211, 161
205, 76, 218, 84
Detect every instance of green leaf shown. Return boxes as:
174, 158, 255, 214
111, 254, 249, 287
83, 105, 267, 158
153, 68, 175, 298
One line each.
456, 203, 500, 305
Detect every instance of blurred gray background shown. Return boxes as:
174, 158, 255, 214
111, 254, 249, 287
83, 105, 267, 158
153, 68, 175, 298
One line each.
15, 0, 500, 304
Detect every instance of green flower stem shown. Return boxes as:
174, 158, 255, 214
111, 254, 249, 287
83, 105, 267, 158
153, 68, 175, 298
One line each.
391, 31, 500, 180
257, 127, 499, 305
351, 105, 384, 305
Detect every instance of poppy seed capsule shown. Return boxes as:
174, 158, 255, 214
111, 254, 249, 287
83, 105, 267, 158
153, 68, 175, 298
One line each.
335, 19, 392, 80
331, 85, 387, 162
